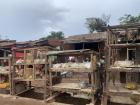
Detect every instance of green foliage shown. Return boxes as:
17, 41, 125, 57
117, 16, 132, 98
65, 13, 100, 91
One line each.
86, 14, 110, 33
40, 31, 64, 40
119, 14, 140, 24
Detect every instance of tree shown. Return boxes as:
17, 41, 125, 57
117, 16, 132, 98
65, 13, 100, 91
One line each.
119, 14, 140, 24
40, 31, 64, 40
86, 14, 110, 33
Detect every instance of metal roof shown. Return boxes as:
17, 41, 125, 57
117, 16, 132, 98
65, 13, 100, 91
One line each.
47, 49, 98, 55
64, 32, 107, 44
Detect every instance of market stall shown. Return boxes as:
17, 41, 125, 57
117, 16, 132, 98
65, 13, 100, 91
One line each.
47, 49, 100, 104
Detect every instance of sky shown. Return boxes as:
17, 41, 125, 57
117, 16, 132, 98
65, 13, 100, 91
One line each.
0, 0, 140, 41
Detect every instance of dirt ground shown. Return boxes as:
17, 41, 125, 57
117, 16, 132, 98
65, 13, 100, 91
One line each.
0, 93, 91, 105
0, 94, 47, 105
0, 93, 132, 105
0, 94, 130, 105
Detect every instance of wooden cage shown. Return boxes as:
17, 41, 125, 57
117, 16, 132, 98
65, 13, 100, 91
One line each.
102, 24, 140, 105
47, 49, 101, 104
11, 46, 54, 100
0, 57, 12, 94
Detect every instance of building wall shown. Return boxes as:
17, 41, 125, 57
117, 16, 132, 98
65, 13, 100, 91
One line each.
48, 39, 63, 47
63, 44, 74, 50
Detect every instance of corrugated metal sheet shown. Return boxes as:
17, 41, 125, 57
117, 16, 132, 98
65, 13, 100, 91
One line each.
64, 32, 107, 44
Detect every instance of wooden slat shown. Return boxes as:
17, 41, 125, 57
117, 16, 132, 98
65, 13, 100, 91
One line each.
51, 83, 93, 94
108, 67, 140, 72
110, 43, 140, 48
50, 68, 91, 73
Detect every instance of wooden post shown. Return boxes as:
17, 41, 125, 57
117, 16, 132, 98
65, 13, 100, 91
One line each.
44, 53, 48, 100
101, 29, 111, 105
91, 53, 96, 104
101, 94, 108, 105
49, 56, 53, 96
9, 57, 12, 95
93, 55, 97, 88
24, 50, 26, 79
12, 50, 16, 95
32, 49, 35, 80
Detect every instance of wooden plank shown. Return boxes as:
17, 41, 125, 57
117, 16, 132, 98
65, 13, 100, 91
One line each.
14, 46, 53, 51
46, 93, 60, 103
110, 96, 135, 104
0, 57, 9, 60
51, 68, 91, 73
15, 87, 34, 96
108, 67, 140, 72
110, 43, 140, 48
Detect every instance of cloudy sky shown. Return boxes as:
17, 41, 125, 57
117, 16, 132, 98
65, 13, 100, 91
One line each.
0, 0, 140, 41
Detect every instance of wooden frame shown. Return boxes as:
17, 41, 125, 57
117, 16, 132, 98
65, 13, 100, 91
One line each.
47, 49, 99, 104
102, 24, 140, 105
11, 46, 53, 100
